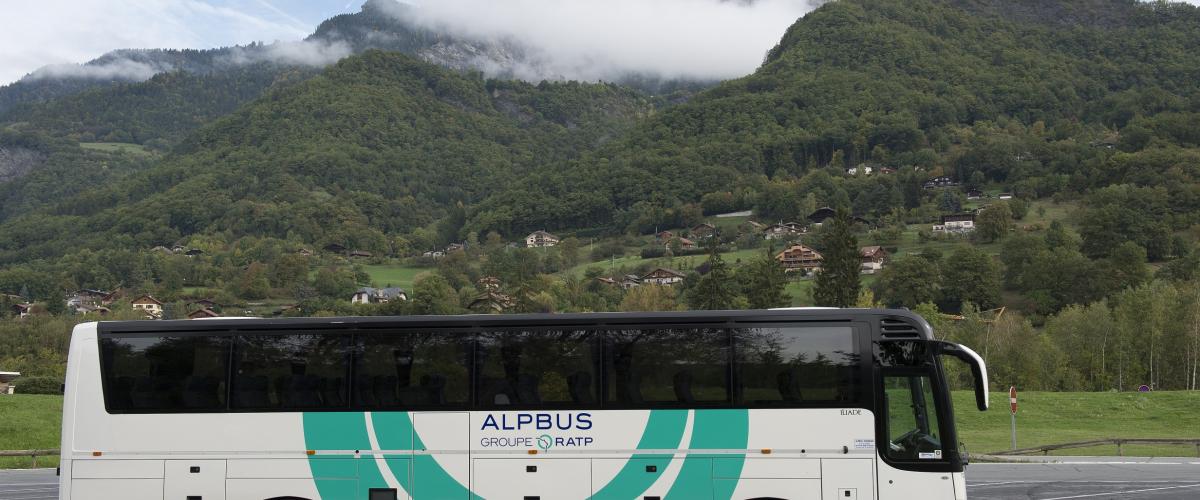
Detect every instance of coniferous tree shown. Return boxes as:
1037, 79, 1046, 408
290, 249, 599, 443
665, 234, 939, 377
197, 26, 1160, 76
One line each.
812, 209, 860, 307
688, 238, 736, 310
746, 246, 790, 309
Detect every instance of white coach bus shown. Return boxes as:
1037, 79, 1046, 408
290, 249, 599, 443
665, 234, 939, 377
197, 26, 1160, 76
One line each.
59, 309, 988, 500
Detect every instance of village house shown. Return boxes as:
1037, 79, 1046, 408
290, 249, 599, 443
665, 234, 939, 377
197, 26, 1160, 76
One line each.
655, 230, 675, 241
641, 268, 686, 286
691, 223, 717, 239
860, 246, 889, 274
12, 303, 32, 319
775, 244, 824, 274
764, 222, 806, 240
351, 287, 408, 304
740, 220, 766, 234
66, 289, 109, 313
621, 274, 643, 289
596, 277, 617, 287
324, 243, 348, 254
667, 237, 697, 251
100, 290, 124, 306
131, 295, 164, 319
422, 250, 446, 259
998, 193, 1014, 200
184, 248, 205, 257
966, 188, 984, 200
187, 308, 221, 319
445, 243, 465, 254
934, 213, 976, 233
525, 231, 560, 248
923, 176, 960, 190
469, 291, 516, 313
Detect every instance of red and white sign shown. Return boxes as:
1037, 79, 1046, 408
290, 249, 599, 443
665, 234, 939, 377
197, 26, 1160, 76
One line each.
1009, 386, 1018, 414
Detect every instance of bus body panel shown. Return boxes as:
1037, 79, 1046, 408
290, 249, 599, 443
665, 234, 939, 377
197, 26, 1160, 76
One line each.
60, 310, 978, 500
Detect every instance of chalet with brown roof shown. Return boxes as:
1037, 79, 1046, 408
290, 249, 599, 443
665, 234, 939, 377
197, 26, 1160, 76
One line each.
691, 223, 717, 239
655, 230, 675, 241
860, 246, 888, 274
187, 308, 221, 319
525, 231, 560, 248
641, 268, 686, 286
775, 244, 824, 273
349, 250, 373, 258
131, 295, 164, 319
667, 237, 697, 251
469, 291, 516, 313
12, 303, 32, 319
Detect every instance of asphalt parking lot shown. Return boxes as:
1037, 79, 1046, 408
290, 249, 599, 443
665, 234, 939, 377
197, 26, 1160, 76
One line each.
966, 457, 1200, 499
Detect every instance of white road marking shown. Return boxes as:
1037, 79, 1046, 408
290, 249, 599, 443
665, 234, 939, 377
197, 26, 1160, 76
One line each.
1041, 483, 1200, 500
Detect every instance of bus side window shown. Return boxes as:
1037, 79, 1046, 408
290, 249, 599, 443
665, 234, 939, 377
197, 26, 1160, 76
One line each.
354, 331, 470, 410
733, 326, 858, 406
475, 329, 599, 408
231, 334, 351, 410
100, 336, 230, 412
605, 328, 730, 408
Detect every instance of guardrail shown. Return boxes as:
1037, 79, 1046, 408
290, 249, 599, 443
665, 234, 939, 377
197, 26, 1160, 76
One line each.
0, 449, 58, 468
991, 438, 1200, 457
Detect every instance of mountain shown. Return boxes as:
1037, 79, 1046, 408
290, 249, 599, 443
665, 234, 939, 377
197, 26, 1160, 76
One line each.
463, 0, 1200, 233
0, 50, 650, 265
2, 0, 1200, 293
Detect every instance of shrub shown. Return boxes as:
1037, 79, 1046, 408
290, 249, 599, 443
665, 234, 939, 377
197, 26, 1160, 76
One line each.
16, 376, 61, 394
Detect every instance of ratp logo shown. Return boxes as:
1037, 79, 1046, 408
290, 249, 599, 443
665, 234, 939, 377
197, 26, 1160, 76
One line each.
537, 434, 554, 451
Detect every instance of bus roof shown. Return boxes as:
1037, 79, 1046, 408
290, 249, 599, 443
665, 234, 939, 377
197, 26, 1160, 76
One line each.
91, 309, 934, 340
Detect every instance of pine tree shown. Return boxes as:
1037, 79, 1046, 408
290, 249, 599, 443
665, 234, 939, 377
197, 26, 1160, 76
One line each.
688, 239, 736, 310
746, 246, 790, 309
813, 208, 861, 307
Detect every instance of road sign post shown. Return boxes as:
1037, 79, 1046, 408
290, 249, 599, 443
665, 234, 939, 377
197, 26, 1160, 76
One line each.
1009, 386, 1018, 450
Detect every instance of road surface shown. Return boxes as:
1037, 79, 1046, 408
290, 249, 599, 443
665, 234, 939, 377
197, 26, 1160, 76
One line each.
3, 457, 1199, 499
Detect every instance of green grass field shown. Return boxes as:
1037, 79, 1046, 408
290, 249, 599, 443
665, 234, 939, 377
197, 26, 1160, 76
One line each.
952, 390, 1200, 456
0, 395, 61, 468
362, 264, 434, 291
78, 142, 154, 156
2, 391, 1195, 468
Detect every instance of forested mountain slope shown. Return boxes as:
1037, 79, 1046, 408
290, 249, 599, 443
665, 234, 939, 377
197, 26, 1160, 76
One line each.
0, 51, 650, 265
465, 0, 1200, 233
2, 0, 1200, 304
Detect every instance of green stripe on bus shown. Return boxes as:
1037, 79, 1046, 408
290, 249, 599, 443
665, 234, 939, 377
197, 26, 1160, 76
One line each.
664, 409, 749, 500
590, 409, 689, 500
302, 412, 390, 500
370, 411, 475, 500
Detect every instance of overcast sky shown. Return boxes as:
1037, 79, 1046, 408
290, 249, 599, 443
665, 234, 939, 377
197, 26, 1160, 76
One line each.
2, 0, 1199, 86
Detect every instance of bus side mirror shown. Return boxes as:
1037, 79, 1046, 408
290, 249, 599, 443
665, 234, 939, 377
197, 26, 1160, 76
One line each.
935, 341, 989, 411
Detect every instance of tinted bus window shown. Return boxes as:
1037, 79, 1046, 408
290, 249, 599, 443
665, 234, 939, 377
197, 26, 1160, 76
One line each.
735, 326, 858, 405
475, 330, 599, 408
101, 336, 230, 412
232, 333, 350, 410
354, 332, 470, 409
606, 328, 730, 407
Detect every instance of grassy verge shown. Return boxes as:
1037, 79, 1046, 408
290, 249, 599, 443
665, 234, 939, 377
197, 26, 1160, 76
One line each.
953, 390, 1200, 456
0, 395, 61, 468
